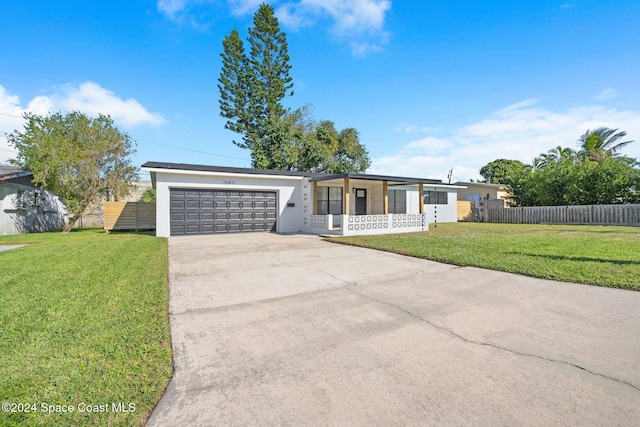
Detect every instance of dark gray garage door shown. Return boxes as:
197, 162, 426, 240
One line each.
170, 189, 277, 235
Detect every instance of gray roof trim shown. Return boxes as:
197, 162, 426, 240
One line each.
453, 181, 508, 189
0, 166, 34, 186
0, 165, 26, 176
141, 161, 443, 185
141, 161, 326, 179
310, 173, 442, 185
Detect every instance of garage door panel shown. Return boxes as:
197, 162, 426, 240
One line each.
170, 188, 277, 235
200, 224, 214, 233
171, 200, 186, 209
185, 225, 200, 234
226, 223, 241, 232
240, 211, 254, 220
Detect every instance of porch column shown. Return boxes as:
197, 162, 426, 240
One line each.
418, 182, 424, 214
343, 177, 350, 215
312, 181, 318, 215
383, 181, 389, 214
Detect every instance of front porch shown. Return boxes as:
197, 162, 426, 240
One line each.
309, 213, 427, 236
306, 173, 438, 236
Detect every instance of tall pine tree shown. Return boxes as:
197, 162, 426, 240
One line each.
218, 29, 250, 139
218, 3, 293, 169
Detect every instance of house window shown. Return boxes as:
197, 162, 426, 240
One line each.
316, 186, 343, 215
388, 189, 406, 214
424, 190, 448, 205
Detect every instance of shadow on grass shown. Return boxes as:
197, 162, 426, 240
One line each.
508, 252, 640, 266
549, 229, 640, 234
107, 229, 157, 237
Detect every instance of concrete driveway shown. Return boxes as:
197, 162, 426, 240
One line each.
148, 233, 640, 426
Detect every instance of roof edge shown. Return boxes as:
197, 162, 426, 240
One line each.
141, 161, 445, 184
141, 161, 324, 178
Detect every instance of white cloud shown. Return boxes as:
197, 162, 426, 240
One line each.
228, 0, 263, 16
402, 137, 449, 155
158, 0, 188, 17
394, 123, 434, 134
50, 82, 166, 127
157, 0, 217, 28
0, 86, 24, 163
277, 0, 392, 54
157, 0, 392, 54
370, 99, 640, 182
595, 88, 619, 100
296, 0, 391, 35
0, 82, 165, 164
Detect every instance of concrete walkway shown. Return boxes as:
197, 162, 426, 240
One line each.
0, 245, 26, 252
148, 233, 640, 426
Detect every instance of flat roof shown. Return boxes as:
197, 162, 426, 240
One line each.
141, 161, 326, 179
309, 172, 442, 185
454, 181, 508, 189
142, 161, 445, 185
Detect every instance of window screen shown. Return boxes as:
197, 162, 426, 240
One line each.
424, 190, 448, 205
389, 189, 406, 214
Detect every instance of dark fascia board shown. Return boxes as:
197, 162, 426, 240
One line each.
141, 161, 444, 185
141, 161, 326, 179
454, 181, 507, 189
0, 171, 35, 187
310, 172, 442, 185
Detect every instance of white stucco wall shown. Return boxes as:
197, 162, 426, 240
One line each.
404, 185, 460, 224
0, 182, 67, 235
147, 168, 305, 237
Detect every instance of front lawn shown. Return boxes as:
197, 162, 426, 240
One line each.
328, 223, 640, 290
0, 229, 172, 426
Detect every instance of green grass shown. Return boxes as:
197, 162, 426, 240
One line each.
328, 223, 640, 290
0, 228, 172, 426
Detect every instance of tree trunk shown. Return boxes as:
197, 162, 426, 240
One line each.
62, 216, 79, 233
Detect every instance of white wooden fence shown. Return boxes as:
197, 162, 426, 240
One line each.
485, 202, 640, 225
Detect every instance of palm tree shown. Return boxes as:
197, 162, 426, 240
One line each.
534, 146, 575, 169
548, 145, 576, 162
578, 127, 633, 162
531, 156, 546, 171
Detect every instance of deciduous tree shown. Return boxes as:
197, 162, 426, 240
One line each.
8, 111, 138, 232
479, 159, 530, 185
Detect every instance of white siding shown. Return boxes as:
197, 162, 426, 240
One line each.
404, 186, 459, 223
0, 182, 66, 235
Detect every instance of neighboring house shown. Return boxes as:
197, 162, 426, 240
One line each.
454, 181, 511, 221
142, 162, 464, 237
0, 165, 66, 235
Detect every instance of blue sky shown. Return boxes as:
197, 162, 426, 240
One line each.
1, 0, 639, 182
